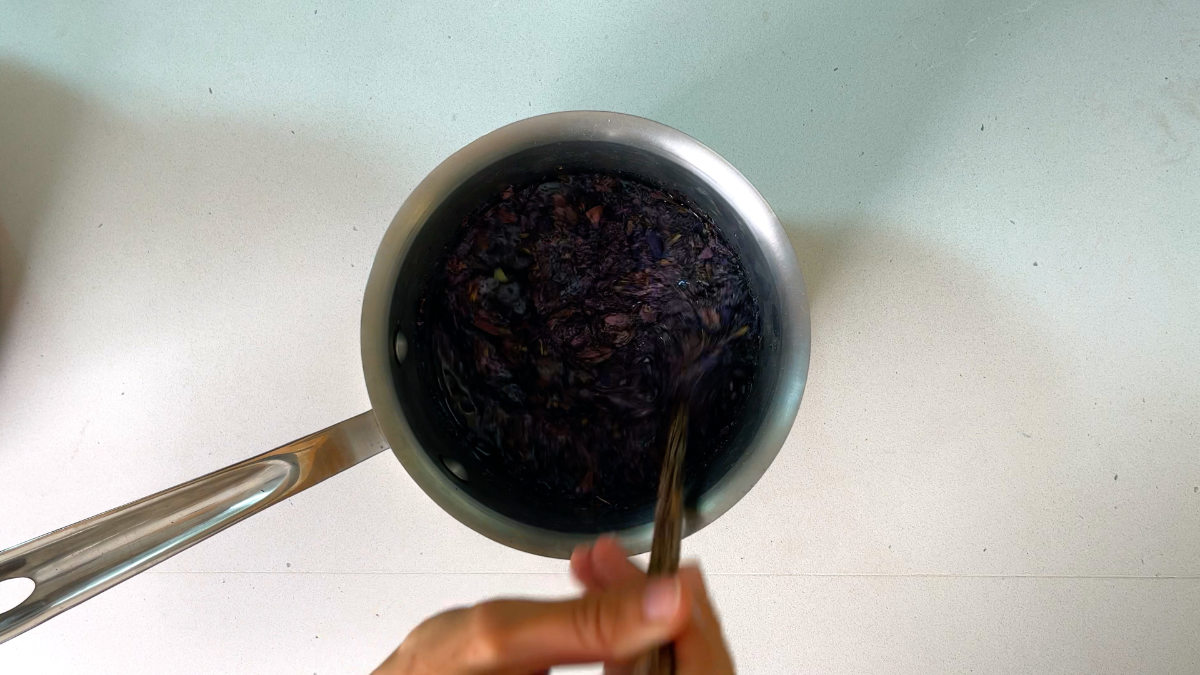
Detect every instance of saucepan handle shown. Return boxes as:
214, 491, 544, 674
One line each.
0, 411, 388, 643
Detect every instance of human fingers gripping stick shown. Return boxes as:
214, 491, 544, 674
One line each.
374, 537, 734, 675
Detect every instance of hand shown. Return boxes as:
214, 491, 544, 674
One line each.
373, 537, 735, 675
569, 537, 736, 675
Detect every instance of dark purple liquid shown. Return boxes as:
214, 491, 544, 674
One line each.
417, 173, 761, 516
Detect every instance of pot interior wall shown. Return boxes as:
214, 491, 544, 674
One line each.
385, 141, 784, 533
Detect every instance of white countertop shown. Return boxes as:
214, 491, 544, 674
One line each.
2, 1, 1198, 673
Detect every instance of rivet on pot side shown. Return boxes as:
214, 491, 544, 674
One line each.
393, 331, 408, 364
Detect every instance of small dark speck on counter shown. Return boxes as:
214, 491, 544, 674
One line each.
291, 130, 295, 134
286, 562, 291, 567
1194, 486, 1198, 493
98, 223, 103, 228
1009, 219, 1015, 224
1114, 474, 1118, 481
981, 124, 985, 131
209, 87, 212, 94
314, 9, 317, 13
983, 548, 987, 552
834, 66, 839, 71
1033, 261, 1038, 266
353, 226, 358, 231
120, 391, 124, 395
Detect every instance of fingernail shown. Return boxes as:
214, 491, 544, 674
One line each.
642, 577, 681, 622
595, 533, 619, 548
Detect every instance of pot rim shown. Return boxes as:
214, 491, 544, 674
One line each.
360, 111, 809, 558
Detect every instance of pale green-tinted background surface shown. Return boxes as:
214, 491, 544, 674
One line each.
2, 1, 1199, 673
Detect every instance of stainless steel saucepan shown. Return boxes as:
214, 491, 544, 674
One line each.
0, 111, 809, 643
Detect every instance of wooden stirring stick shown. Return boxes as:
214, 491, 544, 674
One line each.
635, 402, 690, 675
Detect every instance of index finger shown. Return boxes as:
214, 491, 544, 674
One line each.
572, 536, 645, 592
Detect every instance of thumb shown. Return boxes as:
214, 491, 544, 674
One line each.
468, 575, 690, 671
